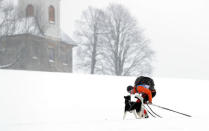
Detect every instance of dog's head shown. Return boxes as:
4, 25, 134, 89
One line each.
124, 95, 131, 103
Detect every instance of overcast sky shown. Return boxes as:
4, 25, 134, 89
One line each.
60, 0, 209, 80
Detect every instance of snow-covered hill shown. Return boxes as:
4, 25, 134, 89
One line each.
0, 69, 209, 131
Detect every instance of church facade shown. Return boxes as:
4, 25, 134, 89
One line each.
0, 0, 76, 72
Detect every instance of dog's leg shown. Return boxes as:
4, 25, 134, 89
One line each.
136, 103, 144, 119
139, 104, 148, 118
134, 110, 139, 119
137, 111, 143, 119
123, 112, 127, 120
135, 94, 144, 118
139, 103, 144, 118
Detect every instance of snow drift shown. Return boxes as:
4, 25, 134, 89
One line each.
0, 69, 209, 131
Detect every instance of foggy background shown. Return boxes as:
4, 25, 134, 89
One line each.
60, 0, 209, 80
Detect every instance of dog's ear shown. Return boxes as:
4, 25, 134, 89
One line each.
124, 95, 129, 99
124, 95, 131, 100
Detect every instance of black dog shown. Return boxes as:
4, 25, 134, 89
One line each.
123, 95, 142, 119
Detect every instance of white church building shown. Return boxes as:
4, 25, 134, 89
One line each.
0, 0, 76, 72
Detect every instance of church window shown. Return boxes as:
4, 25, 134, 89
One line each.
32, 44, 40, 60
49, 5, 55, 23
48, 47, 55, 62
26, 4, 34, 17
61, 47, 69, 65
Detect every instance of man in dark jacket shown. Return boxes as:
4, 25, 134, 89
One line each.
134, 76, 156, 104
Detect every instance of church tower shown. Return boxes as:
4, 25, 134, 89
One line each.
17, 0, 61, 39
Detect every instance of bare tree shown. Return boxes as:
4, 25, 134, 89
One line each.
0, 1, 17, 38
0, 1, 20, 68
74, 7, 106, 74
100, 4, 154, 76
74, 4, 154, 76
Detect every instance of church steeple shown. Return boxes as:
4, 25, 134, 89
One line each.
17, 0, 61, 39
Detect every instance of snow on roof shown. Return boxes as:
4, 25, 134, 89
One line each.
60, 31, 76, 46
1, 16, 76, 46
14, 17, 41, 36
0, 17, 41, 36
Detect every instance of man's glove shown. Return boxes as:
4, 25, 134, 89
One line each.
148, 101, 152, 105
145, 101, 152, 104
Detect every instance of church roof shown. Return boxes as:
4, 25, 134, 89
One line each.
61, 31, 76, 46
1, 17, 76, 46
1, 17, 41, 37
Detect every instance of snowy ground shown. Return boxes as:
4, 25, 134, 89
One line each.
0, 69, 209, 131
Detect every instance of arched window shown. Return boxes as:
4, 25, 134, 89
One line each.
26, 4, 34, 17
49, 5, 55, 23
